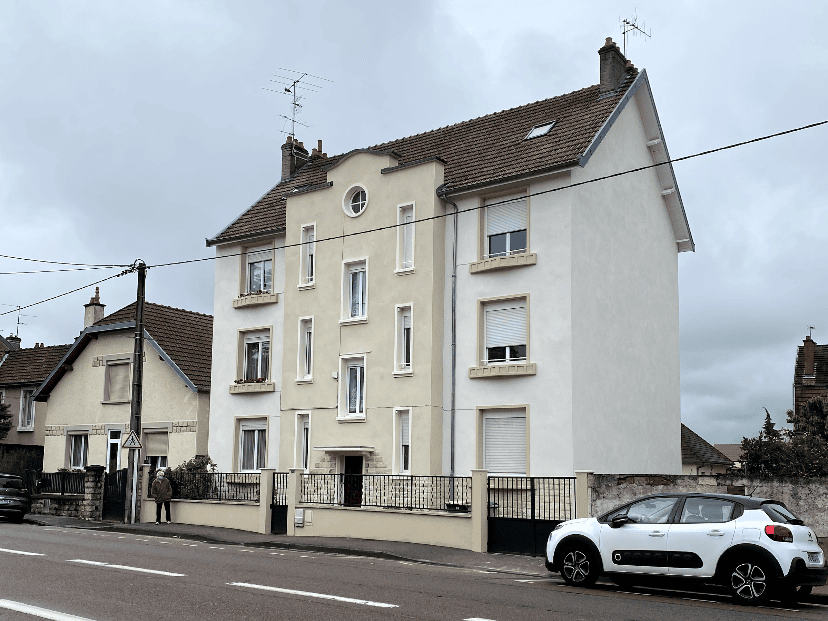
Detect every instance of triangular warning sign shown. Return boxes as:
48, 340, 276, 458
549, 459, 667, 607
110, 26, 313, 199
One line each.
122, 430, 142, 449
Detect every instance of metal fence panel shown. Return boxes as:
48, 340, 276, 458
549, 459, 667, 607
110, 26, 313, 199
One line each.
168, 472, 260, 502
487, 476, 575, 520
26, 471, 85, 496
272, 472, 289, 505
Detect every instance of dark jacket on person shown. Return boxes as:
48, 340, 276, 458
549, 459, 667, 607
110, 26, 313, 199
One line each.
151, 476, 173, 503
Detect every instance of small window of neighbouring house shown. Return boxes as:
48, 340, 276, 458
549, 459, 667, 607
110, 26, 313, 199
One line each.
104, 361, 131, 402
69, 433, 88, 470
298, 318, 313, 379
246, 246, 273, 294
341, 358, 366, 418
344, 262, 367, 319
396, 306, 412, 372
239, 420, 266, 472
398, 410, 411, 474
344, 186, 368, 217
18, 388, 35, 430
485, 194, 527, 259
243, 332, 270, 381
398, 204, 414, 270
483, 410, 526, 475
483, 299, 527, 364
296, 413, 310, 471
300, 225, 315, 285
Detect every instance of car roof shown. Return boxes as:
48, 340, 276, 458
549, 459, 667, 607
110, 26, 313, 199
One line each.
621, 492, 780, 510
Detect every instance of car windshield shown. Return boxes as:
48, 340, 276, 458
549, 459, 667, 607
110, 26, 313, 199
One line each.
762, 502, 803, 525
0, 477, 24, 490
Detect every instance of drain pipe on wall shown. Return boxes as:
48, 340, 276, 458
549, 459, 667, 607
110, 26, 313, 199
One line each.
436, 184, 458, 480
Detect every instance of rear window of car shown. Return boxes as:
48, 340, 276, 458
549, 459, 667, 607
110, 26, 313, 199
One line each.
0, 477, 24, 489
762, 503, 802, 524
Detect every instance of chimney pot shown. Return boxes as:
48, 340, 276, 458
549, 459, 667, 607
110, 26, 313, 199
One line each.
83, 287, 106, 328
281, 136, 311, 181
317, 139, 323, 153
6, 335, 21, 350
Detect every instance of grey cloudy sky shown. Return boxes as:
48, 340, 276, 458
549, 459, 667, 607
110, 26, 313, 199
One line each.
1, 1, 825, 444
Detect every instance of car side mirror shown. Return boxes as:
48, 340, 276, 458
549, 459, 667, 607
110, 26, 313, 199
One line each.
610, 515, 632, 528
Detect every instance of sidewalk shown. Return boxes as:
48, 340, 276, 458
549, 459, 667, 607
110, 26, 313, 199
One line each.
27, 515, 828, 604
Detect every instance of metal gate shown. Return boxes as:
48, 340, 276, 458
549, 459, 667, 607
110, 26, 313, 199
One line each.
270, 472, 289, 534
487, 476, 575, 556
103, 468, 127, 522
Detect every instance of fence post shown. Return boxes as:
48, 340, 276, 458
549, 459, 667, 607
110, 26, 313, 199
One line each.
574, 470, 593, 519
259, 469, 276, 535
83, 465, 105, 521
471, 469, 488, 553
286, 468, 302, 537
139, 464, 151, 523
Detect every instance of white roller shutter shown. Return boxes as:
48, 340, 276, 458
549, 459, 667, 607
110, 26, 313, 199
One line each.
145, 432, 169, 457
108, 363, 130, 401
400, 412, 410, 445
484, 414, 526, 474
485, 305, 526, 348
401, 207, 414, 268
486, 194, 527, 236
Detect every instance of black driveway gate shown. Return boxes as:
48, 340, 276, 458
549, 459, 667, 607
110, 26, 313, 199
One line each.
103, 468, 127, 522
487, 476, 576, 556
270, 472, 289, 534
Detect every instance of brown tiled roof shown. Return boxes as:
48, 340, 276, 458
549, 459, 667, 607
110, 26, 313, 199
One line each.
714, 444, 744, 462
0, 344, 72, 387
209, 70, 638, 244
681, 424, 733, 466
95, 302, 213, 390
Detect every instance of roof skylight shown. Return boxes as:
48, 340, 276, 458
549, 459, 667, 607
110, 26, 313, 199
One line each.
524, 121, 556, 140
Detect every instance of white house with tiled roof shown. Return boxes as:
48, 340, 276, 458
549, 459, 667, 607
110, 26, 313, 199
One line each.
206, 38, 692, 477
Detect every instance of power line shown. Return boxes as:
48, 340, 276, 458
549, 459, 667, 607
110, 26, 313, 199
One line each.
144, 119, 827, 270
0, 270, 128, 317
0, 254, 127, 268
0, 266, 125, 275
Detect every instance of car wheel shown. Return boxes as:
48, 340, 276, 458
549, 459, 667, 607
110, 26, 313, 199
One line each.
729, 558, 773, 605
560, 544, 600, 587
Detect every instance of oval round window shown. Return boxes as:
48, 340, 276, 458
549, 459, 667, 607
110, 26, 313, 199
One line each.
344, 186, 368, 217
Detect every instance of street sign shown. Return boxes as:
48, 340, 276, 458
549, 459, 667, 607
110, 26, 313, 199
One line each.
122, 430, 142, 449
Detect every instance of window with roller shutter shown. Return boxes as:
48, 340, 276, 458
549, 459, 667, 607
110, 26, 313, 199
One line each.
484, 299, 527, 364
485, 194, 527, 259
483, 410, 526, 475
398, 409, 411, 474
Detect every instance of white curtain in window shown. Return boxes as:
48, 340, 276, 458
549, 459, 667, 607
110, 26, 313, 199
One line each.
484, 414, 526, 474
485, 305, 527, 348
108, 363, 130, 401
348, 364, 364, 414
305, 229, 315, 281
486, 195, 527, 236
20, 390, 34, 428
70, 434, 88, 469
349, 269, 365, 317
256, 429, 266, 470
241, 427, 266, 470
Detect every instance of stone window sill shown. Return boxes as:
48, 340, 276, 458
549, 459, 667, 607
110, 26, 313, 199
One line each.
340, 317, 368, 326
469, 252, 537, 274
101, 400, 130, 405
298, 282, 315, 290
232, 293, 279, 308
468, 363, 537, 378
393, 369, 413, 377
336, 414, 366, 423
16, 427, 34, 432
395, 267, 415, 276
295, 377, 313, 385
229, 382, 276, 394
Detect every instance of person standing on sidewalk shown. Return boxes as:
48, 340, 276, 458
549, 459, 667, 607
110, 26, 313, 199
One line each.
151, 469, 173, 524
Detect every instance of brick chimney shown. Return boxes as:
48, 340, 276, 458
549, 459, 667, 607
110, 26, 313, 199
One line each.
598, 37, 628, 93
281, 136, 311, 181
803, 335, 816, 376
6, 335, 21, 350
84, 287, 106, 328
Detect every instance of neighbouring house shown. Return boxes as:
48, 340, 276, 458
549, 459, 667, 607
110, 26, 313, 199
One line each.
0, 336, 71, 474
793, 334, 827, 414
681, 424, 733, 475
714, 443, 744, 469
206, 38, 693, 477
34, 290, 212, 473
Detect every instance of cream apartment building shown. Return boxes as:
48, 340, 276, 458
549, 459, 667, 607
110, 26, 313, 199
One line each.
207, 38, 692, 476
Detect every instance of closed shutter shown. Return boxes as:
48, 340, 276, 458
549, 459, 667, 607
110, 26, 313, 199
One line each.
145, 432, 169, 457
400, 413, 410, 445
486, 195, 527, 236
484, 414, 526, 474
108, 363, 130, 401
485, 305, 526, 348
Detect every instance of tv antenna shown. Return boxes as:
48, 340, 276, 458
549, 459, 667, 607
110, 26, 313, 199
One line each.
263, 68, 332, 139
0, 304, 37, 338
620, 13, 651, 57
808, 326, 815, 338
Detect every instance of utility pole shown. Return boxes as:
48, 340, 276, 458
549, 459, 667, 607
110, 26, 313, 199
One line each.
125, 259, 147, 524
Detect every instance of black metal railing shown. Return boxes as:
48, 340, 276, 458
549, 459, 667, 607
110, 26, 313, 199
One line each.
301, 474, 472, 511
272, 472, 289, 505
167, 472, 260, 502
26, 471, 85, 496
487, 476, 575, 520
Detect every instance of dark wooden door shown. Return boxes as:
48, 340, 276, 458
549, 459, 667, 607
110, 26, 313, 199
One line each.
103, 468, 127, 521
342, 456, 363, 507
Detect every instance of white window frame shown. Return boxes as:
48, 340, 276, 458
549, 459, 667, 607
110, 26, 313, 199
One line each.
299, 223, 316, 287
295, 413, 310, 471
238, 419, 267, 472
69, 432, 89, 470
394, 304, 413, 375
395, 408, 411, 475
18, 388, 35, 430
103, 358, 131, 403
341, 259, 368, 322
483, 193, 528, 259
297, 317, 313, 381
343, 184, 369, 217
242, 331, 270, 382
245, 245, 273, 294
482, 409, 527, 476
482, 297, 528, 365
338, 354, 366, 421
106, 430, 122, 473
396, 203, 415, 272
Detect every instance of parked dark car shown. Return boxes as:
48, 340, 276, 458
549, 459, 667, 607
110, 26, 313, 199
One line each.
0, 473, 31, 523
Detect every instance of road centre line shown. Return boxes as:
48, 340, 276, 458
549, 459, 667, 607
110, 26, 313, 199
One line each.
465, 618, 498, 621
0, 599, 97, 621
229, 582, 398, 608
68, 559, 186, 577
0, 547, 45, 556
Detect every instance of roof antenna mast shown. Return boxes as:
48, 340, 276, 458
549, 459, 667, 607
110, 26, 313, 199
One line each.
620, 12, 651, 57
263, 68, 332, 139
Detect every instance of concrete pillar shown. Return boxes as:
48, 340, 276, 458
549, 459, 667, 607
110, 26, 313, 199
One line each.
258, 468, 276, 535
574, 470, 593, 518
286, 468, 303, 536
83, 465, 105, 521
470, 469, 488, 552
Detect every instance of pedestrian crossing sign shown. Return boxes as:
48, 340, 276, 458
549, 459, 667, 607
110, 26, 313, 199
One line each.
122, 430, 142, 449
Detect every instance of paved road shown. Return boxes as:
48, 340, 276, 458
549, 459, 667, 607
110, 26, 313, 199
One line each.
1, 522, 826, 621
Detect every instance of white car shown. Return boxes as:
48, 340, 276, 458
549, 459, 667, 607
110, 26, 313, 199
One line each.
545, 493, 827, 604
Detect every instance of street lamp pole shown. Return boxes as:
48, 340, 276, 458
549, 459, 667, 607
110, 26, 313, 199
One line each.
125, 259, 147, 524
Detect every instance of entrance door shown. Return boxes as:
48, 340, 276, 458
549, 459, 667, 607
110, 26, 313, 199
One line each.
342, 456, 363, 507
103, 468, 127, 521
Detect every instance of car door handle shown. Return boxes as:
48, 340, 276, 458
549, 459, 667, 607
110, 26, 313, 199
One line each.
649, 531, 665, 537
707, 531, 725, 537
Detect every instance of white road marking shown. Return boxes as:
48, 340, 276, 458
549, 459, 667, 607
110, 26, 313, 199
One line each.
67, 559, 186, 576
0, 599, 97, 621
229, 582, 398, 608
0, 547, 45, 556
465, 618, 498, 621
